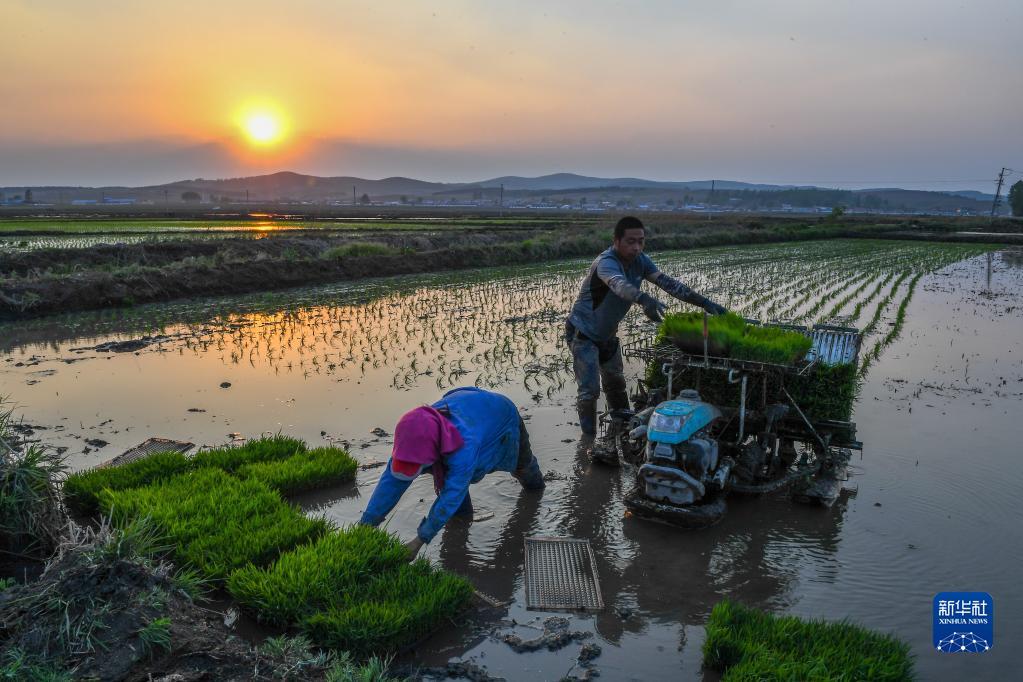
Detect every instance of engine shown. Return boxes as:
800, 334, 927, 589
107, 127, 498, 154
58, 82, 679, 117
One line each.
636, 391, 725, 506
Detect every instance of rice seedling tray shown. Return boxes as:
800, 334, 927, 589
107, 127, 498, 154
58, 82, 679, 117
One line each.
524, 536, 603, 611
99, 437, 194, 468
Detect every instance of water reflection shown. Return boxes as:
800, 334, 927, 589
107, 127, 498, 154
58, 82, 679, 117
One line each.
1, 242, 1017, 680
554, 433, 854, 645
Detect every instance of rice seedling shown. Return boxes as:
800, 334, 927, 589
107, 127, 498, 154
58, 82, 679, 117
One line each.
301, 560, 474, 656
235, 446, 358, 495
656, 312, 811, 365
229, 525, 473, 656
656, 311, 746, 356
136, 617, 172, 656
788, 362, 861, 422
100, 468, 329, 581
227, 524, 409, 625
859, 272, 924, 376
190, 433, 306, 472
62, 450, 192, 516
702, 599, 913, 681
731, 325, 813, 365
861, 272, 910, 337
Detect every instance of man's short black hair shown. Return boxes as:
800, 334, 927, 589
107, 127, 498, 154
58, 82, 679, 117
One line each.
614, 216, 645, 240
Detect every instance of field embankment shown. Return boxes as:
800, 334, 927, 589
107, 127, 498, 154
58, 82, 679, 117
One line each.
1, 215, 1018, 319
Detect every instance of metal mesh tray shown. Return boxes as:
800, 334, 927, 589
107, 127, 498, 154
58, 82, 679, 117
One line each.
524, 536, 603, 611
98, 437, 194, 468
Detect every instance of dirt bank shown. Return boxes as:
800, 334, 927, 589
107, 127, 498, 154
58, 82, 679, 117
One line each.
1, 217, 1015, 320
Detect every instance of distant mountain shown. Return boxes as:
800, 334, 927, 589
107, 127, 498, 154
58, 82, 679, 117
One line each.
944, 190, 995, 202
147, 172, 452, 200
474, 173, 792, 192
0, 171, 1000, 213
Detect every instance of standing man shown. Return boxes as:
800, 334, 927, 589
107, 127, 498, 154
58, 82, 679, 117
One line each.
360, 386, 544, 560
565, 216, 726, 438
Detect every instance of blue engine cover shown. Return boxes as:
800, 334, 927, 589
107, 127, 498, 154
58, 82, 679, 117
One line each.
646, 398, 722, 445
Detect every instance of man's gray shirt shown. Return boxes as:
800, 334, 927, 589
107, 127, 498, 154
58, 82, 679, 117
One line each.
568, 247, 710, 343
568, 247, 658, 343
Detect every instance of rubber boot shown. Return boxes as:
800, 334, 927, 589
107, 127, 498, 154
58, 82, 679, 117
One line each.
577, 398, 598, 438
605, 386, 630, 413
593, 398, 629, 467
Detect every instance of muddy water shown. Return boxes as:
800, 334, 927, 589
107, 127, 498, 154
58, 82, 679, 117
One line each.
2, 241, 1020, 680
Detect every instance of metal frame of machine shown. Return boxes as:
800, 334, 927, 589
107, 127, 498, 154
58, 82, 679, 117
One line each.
607, 321, 864, 527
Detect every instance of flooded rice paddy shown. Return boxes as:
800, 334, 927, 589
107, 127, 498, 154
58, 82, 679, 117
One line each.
2, 239, 1020, 680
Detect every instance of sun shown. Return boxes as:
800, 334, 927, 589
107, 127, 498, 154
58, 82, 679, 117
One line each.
239, 107, 287, 146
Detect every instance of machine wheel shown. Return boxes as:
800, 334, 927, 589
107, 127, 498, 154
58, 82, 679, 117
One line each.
623, 489, 727, 529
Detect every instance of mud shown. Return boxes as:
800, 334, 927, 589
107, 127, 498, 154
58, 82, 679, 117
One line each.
500, 617, 591, 653
0, 551, 260, 681
414, 661, 507, 682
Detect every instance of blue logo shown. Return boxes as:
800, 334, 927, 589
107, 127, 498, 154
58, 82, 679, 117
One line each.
933, 592, 993, 653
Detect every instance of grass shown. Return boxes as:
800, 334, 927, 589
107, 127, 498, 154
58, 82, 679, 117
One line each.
258, 635, 400, 682
62, 450, 192, 516
325, 652, 402, 682
236, 446, 358, 495
100, 468, 329, 581
0, 444, 67, 557
657, 312, 812, 365
0, 649, 73, 682
0, 517, 195, 679
190, 433, 306, 472
136, 617, 172, 656
229, 525, 474, 656
322, 242, 398, 259
703, 600, 913, 681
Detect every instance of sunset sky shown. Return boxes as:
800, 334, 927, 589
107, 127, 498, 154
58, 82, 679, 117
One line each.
1, 0, 1020, 190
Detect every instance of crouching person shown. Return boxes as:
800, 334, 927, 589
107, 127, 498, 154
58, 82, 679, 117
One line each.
359, 387, 545, 560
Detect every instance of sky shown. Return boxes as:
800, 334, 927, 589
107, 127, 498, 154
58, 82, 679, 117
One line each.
1, 0, 1021, 191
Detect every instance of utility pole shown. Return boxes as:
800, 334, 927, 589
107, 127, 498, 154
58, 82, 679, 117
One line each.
991, 167, 1009, 219
353, 185, 357, 207
500, 183, 504, 216
245, 189, 250, 203
707, 180, 715, 221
